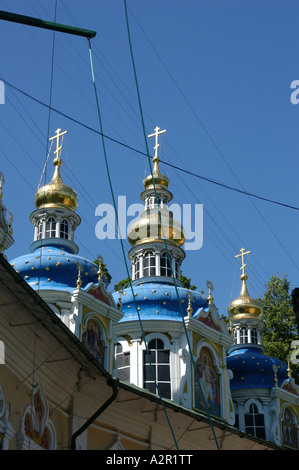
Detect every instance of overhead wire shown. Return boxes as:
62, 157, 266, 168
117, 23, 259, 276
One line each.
3, 77, 299, 216
3, 75, 299, 217
122, 0, 220, 450
16, 0, 266, 292
126, 4, 299, 273
2, 93, 131, 291
0, 0, 290, 448
3, 1, 298, 293
33, 0, 269, 295
28, 0, 58, 451
0, 75, 287, 301
29, 0, 147, 152
87, 35, 180, 450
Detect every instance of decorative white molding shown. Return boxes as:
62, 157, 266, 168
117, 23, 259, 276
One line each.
0, 384, 15, 450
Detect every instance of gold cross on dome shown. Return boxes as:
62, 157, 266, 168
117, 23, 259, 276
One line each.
235, 248, 251, 276
49, 128, 67, 159
148, 126, 166, 158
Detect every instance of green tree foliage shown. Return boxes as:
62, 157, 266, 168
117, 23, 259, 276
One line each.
179, 270, 197, 290
258, 274, 299, 381
114, 277, 130, 292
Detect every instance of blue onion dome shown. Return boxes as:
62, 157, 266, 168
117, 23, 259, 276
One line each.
10, 245, 99, 291
10, 129, 101, 292
227, 346, 288, 390
113, 283, 208, 322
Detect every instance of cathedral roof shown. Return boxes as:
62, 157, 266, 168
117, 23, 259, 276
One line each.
113, 282, 209, 322
10, 245, 99, 292
227, 345, 288, 390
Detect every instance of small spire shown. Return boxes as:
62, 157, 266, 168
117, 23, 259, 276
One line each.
0, 173, 4, 201
76, 263, 82, 289
235, 247, 251, 300
8, 210, 13, 236
207, 280, 214, 305
97, 255, 104, 282
0, 173, 14, 253
228, 247, 262, 318
118, 287, 123, 311
287, 360, 292, 378
187, 292, 193, 316
273, 364, 278, 387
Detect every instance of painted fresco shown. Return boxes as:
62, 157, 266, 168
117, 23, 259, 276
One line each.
194, 347, 220, 417
82, 318, 105, 365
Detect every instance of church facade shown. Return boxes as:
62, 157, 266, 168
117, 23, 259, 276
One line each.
1, 126, 299, 450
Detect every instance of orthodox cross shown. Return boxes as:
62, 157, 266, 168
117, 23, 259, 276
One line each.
235, 248, 251, 276
148, 126, 166, 158
0, 173, 4, 200
49, 128, 67, 159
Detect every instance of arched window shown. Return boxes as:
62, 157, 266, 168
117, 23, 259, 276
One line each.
143, 251, 155, 277
45, 217, 56, 238
143, 338, 171, 399
244, 403, 265, 439
115, 342, 130, 381
234, 329, 238, 343
282, 407, 299, 449
160, 252, 172, 277
60, 219, 69, 239
251, 327, 258, 344
145, 196, 167, 209
134, 256, 141, 279
174, 258, 179, 279
240, 326, 248, 344
36, 221, 43, 240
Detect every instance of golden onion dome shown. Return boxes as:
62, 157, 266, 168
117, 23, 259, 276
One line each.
127, 208, 185, 247
228, 273, 262, 319
35, 157, 78, 211
142, 156, 170, 190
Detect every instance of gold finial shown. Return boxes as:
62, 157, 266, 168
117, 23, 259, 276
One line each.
273, 364, 278, 387
287, 360, 292, 378
235, 247, 251, 278
0, 173, 4, 201
228, 313, 233, 335
207, 280, 214, 305
49, 128, 67, 161
8, 210, 13, 236
118, 287, 123, 311
97, 255, 103, 282
76, 263, 82, 289
187, 292, 193, 316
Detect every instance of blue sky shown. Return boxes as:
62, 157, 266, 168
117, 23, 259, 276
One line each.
1, 0, 299, 317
